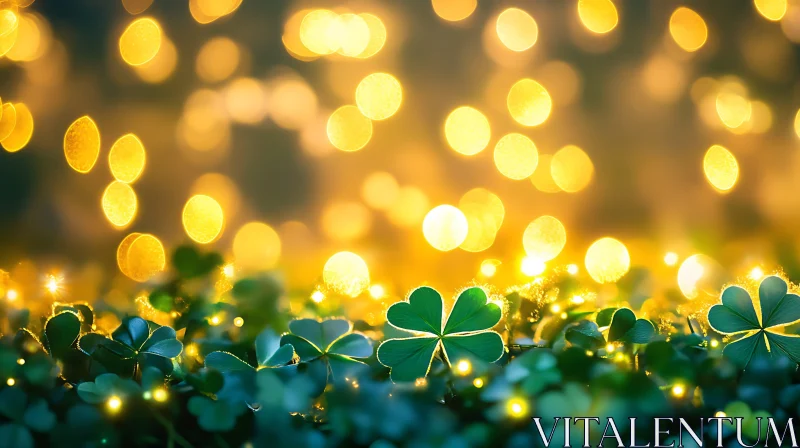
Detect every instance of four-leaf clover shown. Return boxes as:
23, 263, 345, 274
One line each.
708, 275, 800, 368
377, 286, 504, 382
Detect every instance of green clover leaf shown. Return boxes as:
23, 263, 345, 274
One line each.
607, 308, 656, 344
708, 275, 800, 368
76, 373, 140, 404
0, 386, 56, 448
188, 395, 247, 432
205, 328, 297, 372
377, 286, 504, 382
279, 318, 373, 384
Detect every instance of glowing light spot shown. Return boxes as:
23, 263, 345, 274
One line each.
16, 359, 23, 365
387, 186, 429, 228
102, 181, 138, 228
7, 13, 49, 63
577, 0, 619, 34
480, 259, 501, 277
0, 10, 19, 57
182, 195, 224, 244
669, 7, 708, 52
107, 396, 122, 412
521, 257, 546, 276
63, 116, 101, 173
606, 343, 615, 352
523, 216, 567, 262
703, 145, 739, 193
151, 388, 168, 402
232, 222, 281, 271
356, 13, 386, 58
45, 275, 60, 294
715, 411, 726, 418
506, 397, 528, 418
754, 0, 787, 21
356, 73, 402, 121
6, 378, 14, 386
1, 103, 33, 153
415, 378, 427, 388
327, 105, 373, 152
0, 103, 17, 142
550, 304, 561, 313
530, 155, 562, 193
223, 77, 268, 124
749, 267, 765, 281
496, 8, 538, 52
584, 237, 630, 284
191, 173, 240, 221
716, 91, 751, 129
222, 263, 234, 278
710, 339, 720, 348
125, 234, 166, 282
311, 290, 325, 303
116, 233, 141, 278
134, 37, 177, 83
494, 133, 539, 180
119, 17, 162, 66
473, 378, 484, 388
268, 76, 318, 130
454, 360, 472, 375
209, 315, 221, 326
566, 264, 579, 275
196, 37, 240, 83
664, 252, 679, 266
321, 201, 372, 242
6, 289, 17, 301
550, 145, 594, 193
677, 254, 710, 299
671, 384, 686, 398
335, 13, 370, 57
422, 205, 469, 252
362, 172, 399, 210
507, 79, 552, 127
299, 9, 340, 55
233, 317, 244, 327
108, 134, 146, 183
185, 344, 198, 357
571, 296, 585, 304
323, 251, 370, 297
432, 0, 477, 22
444, 106, 491, 156
795, 109, 800, 139
369, 284, 385, 300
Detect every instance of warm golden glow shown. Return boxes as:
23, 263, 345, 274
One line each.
134, 37, 177, 83
444, 106, 491, 156
432, 0, 477, 22
335, 13, 370, 57
506, 397, 529, 418
191, 173, 241, 220
458, 188, 505, 253
1, 103, 33, 153
323, 251, 370, 297
299, 9, 340, 55
64, 116, 101, 173
233, 316, 244, 327
196, 37, 240, 83
311, 290, 325, 303
507, 79, 552, 127
0, 103, 17, 142
669, 7, 708, 52
107, 396, 122, 412
119, 17, 162, 66
473, 378, 484, 388
369, 284, 385, 299
321, 201, 372, 242
521, 256, 546, 276
182, 195, 224, 244
362, 172, 399, 210
754, 0, 787, 21
356, 73, 403, 121
664, 252, 679, 266
480, 259, 500, 277
716, 90, 751, 129
327, 105, 373, 152
671, 384, 686, 398
493, 133, 539, 180
530, 154, 562, 193
423, 205, 469, 252
677, 254, 709, 299
523, 216, 567, 262
232, 222, 281, 271
577, 0, 619, 34
749, 266, 765, 281
550, 145, 594, 193
584, 237, 630, 284
495, 8, 538, 52
122, 0, 154, 15
108, 134, 146, 183
356, 13, 386, 58
703, 144, 739, 192
152, 388, 168, 403
223, 77, 268, 124
454, 360, 472, 375
125, 234, 166, 282
102, 181, 138, 228
387, 187, 429, 228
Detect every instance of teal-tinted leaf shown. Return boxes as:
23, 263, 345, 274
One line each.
759, 276, 788, 325
188, 396, 246, 432
386, 286, 443, 335
140, 326, 182, 358
77, 382, 105, 404
78, 334, 136, 359
280, 334, 323, 361
111, 317, 150, 350
141, 366, 165, 391
0, 424, 32, 448
565, 321, 605, 350
765, 332, 800, 363
626, 319, 656, 344
288, 319, 350, 352
186, 369, 224, 395
327, 354, 368, 381
23, 399, 55, 432
441, 332, 504, 365
263, 344, 295, 367
708, 305, 759, 335
0, 387, 26, 420
763, 287, 800, 327
377, 336, 439, 382
205, 351, 254, 372
596, 308, 618, 327
43, 311, 81, 359
607, 308, 636, 342
327, 333, 372, 358
172, 245, 202, 278
718, 286, 760, 330
255, 329, 282, 366
443, 287, 501, 334
723, 332, 768, 368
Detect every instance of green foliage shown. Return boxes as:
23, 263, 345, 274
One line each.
377, 286, 504, 382
708, 275, 800, 367
205, 328, 296, 372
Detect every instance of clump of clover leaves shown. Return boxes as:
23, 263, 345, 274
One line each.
377, 286, 504, 382
708, 275, 800, 368
278, 318, 373, 385
0, 387, 56, 448
566, 307, 655, 351
78, 316, 183, 376
205, 328, 296, 373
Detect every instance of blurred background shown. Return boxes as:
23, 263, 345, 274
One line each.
2, 0, 800, 309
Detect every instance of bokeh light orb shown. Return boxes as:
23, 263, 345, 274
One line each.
335, 13, 370, 57
356, 13, 386, 58
387, 186, 429, 228
703, 145, 739, 193
444, 106, 491, 156
125, 233, 166, 282
550, 145, 594, 192
232, 222, 281, 271
754, 0, 787, 21
327, 105, 373, 152
507, 79, 552, 127
134, 37, 177, 84
321, 201, 372, 242
522, 216, 567, 262
0, 103, 17, 142
459, 188, 505, 252
102, 181, 138, 228
64, 116, 100, 173
677, 254, 724, 299
577, 0, 618, 34
196, 37, 240, 83
362, 172, 399, 210
323, 251, 370, 297
356, 73, 403, 120
108, 134, 146, 184
669, 7, 708, 52
584, 237, 630, 284
493, 133, 539, 180
496, 8, 538, 52
299, 9, 339, 55
423, 205, 469, 252
182, 194, 224, 244
119, 17, 162, 66
432, 0, 477, 22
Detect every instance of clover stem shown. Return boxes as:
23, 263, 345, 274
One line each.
150, 407, 194, 448
687, 318, 696, 335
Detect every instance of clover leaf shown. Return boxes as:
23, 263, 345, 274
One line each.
188, 395, 247, 432
78, 317, 183, 376
205, 328, 296, 373
279, 318, 372, 384
607, 308, 655, 344
76, 373, 141, 404
708, 275, 800, 368
377, 286, 504, 382
0, 387, 56, 448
